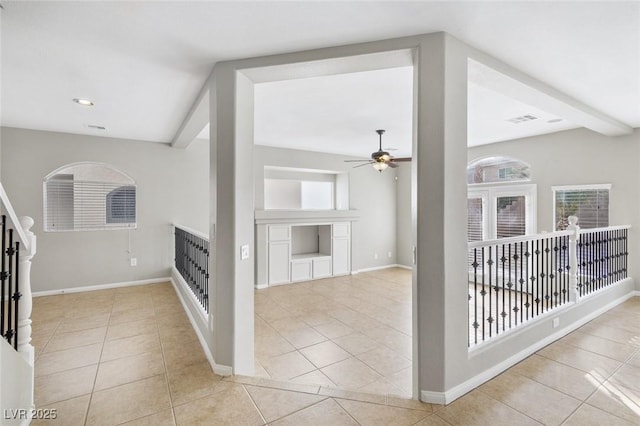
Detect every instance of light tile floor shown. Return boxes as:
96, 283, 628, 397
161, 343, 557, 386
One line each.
29, 277, 640, 425
254, 268, 413, 397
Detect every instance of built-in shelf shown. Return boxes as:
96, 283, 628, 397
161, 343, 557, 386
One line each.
291, 253, 331, 260
256, 221, 352, 287
255, 209, 359, 224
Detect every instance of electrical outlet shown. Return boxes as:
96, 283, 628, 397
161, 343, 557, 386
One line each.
241, 244, 250, 260
374, 253, 378, 260
130, 257, 137, 267
388, 251, 392, 258
552, 318, 560, 328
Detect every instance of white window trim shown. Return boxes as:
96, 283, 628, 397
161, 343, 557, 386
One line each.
551, 184, 612, 231
468, 184, 537, 240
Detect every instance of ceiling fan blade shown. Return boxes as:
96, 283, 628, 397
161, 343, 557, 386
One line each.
344, 159, 371, 163
391, 157, 412, 162
387, 162, 399, 168
353, 162, 374, 168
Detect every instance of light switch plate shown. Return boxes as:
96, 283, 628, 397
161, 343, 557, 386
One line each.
241, 244, 250, 260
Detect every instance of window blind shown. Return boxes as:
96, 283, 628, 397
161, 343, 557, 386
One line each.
555, 189, 609, 230
467, 198, 483, 242
496, 196, 526, 238
45, 179, 136, 231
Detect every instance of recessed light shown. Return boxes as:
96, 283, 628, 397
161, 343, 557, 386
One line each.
73, 98, 94, 107
87, 124, 106, 130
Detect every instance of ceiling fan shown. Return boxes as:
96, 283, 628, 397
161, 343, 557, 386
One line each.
345, 129, 411, 172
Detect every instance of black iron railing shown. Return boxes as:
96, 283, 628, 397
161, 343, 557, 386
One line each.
174, 226, 209, 313
1, 215, 21, 350
468, 222, 631, 348
577, 227, 628, 297
468, 231, 571, 347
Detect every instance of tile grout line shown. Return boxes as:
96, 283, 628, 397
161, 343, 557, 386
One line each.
240, 384, 268, 425
151, 296, 179, 426
332, 397, 364, 426
83, 301, 111, 426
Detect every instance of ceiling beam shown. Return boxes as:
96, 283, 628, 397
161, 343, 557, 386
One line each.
171, 80, 209, 149
467, 56, 633, 137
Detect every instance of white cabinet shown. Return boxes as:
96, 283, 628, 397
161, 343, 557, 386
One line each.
264, 221, 351, 286
313, 257, 332, 278
332, 237, 350, 276
268, 241, 291, 284
332, 222, 350, 276
291, 258, 312, 281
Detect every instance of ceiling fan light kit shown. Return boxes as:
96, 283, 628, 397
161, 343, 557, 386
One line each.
345, 129, 412, 172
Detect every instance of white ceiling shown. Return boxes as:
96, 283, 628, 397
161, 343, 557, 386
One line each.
2, 2, 638, 155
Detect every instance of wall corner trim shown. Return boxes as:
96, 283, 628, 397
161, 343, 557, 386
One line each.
420, 390, 447, 405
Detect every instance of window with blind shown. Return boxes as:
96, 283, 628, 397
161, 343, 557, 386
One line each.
496, 196, 526, 238
468, 185, 535, 241
553, 185, 610, 230
44, 162, 137, 232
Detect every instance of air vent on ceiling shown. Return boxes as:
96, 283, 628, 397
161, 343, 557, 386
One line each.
506, 114, 538, 124
87, 124, 106, 131
547, 118, 563, 124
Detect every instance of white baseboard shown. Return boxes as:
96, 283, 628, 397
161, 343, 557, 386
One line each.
32, 277, 171, 297
255, 283, 269, 290
395, 264, 413, 270
421, 282, 637, 405
169, 275, 233, 377
352, 264, 412, 274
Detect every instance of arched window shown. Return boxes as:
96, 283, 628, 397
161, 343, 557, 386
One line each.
467, 156, 536, 241
43, 162, 136, 231
467, 156, 531, 184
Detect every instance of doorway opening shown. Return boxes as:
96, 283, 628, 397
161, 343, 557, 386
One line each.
248, 53, 417, 399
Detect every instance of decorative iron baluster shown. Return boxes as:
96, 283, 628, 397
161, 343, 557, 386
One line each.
174, 227, 210, 313
519, 241, 524, 324
1, 215, 6, 340
13, 240, 20, 350
5, 229, 14, 345
500, 244, 506, 332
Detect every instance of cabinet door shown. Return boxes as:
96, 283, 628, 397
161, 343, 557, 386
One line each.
269, 225, 290, 242
313, 257, 332, 278
291, 259, 312, 282
332, 238, 350, 275
333, 223, 350, 238
269, 241, 290, 284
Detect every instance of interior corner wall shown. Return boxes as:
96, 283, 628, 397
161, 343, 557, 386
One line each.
395, 165, 412, 266
468, 127, 640, 287
0, 127, 209, 292
252, 145, 398, 271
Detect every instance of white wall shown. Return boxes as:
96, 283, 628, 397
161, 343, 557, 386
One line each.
468, 127, 640, 286
253, 145, 398, 271
0, 127, 209, 292
396, 164, 412, 266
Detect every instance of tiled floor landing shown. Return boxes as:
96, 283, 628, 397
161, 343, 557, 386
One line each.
29, 276, 640, 425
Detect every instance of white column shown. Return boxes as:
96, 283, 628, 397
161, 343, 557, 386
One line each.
414, 33, 469, 401
17, 216, 36, 365
566, 216, 580, 302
